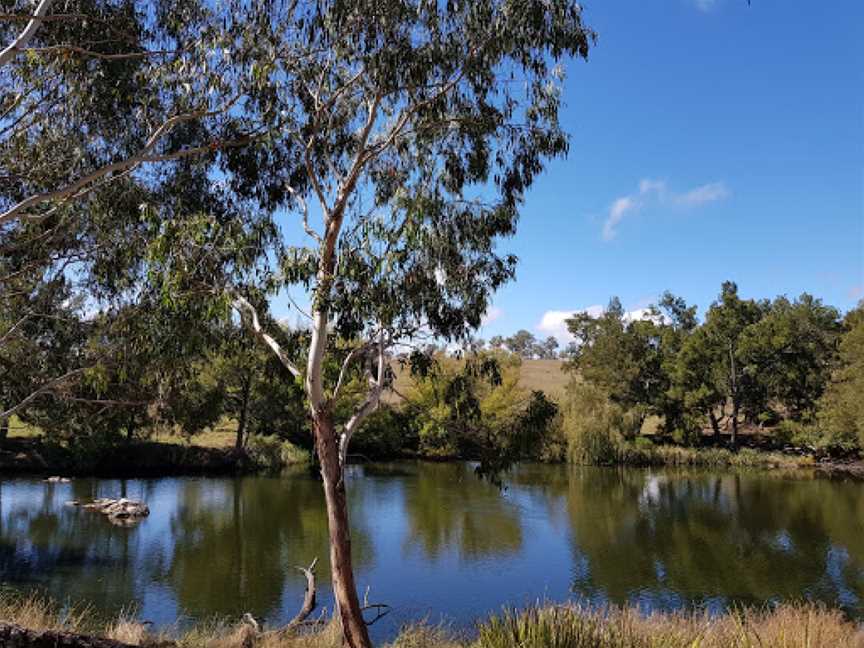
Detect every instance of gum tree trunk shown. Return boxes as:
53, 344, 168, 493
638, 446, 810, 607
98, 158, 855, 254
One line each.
313, 410, 372, 648
235, 373, 252, 450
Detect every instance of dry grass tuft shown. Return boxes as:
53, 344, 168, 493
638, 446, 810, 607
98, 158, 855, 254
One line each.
106, 613, 151, 646
1, 593, 861, 648
0, 590, 90, 634
474, 603, 864, 648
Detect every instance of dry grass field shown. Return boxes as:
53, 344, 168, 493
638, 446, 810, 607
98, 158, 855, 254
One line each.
388, 357, 569, 405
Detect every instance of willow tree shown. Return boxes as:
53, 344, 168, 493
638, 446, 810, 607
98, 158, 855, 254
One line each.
2, 1, 594, 645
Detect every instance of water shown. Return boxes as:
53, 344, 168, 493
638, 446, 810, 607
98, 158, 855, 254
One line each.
1, 463, 862, 641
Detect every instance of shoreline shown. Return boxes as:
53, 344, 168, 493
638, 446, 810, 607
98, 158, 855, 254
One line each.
2, 436, 863, 481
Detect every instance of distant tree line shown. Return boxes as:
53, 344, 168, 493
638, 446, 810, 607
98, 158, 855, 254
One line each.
561, 282, 864, 459
2, 280, 861, 467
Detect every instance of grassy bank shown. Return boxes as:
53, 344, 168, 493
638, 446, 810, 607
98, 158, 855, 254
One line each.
0, 427, 310, 477
1, 593, 861, 648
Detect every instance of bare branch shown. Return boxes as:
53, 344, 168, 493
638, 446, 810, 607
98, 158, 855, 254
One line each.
331, 342, 373, 403
19, 45, 177, 60
339, 329, 389, 466
0, 97, 247, 226
233, 294, 302, 379
0, 0, 53, 68
287, 185, 321, 243
0, 367, 87, 419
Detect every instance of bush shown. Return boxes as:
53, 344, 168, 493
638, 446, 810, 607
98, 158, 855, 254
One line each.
245, 434, 310, 472
561, 382, 625, 465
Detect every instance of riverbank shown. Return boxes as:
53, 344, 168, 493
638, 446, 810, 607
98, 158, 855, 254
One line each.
3, 433, 863, 480
0, 436, 252, 477
1, 593, 861, 647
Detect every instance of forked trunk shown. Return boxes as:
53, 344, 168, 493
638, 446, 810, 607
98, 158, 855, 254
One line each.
313, 411, 372, 648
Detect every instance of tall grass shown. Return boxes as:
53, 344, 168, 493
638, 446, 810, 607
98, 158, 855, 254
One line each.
475, 603, 864, 648
1, 592, 860, 647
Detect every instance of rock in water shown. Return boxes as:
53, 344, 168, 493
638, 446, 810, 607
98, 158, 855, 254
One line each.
80, 498, 150, 526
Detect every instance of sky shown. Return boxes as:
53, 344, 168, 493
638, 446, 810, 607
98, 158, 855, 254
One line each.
275, 0, 864, 344
473, 0, 864, 344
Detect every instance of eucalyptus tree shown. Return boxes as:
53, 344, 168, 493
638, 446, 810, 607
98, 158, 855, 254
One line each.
3, 1, 595, 645
207, 4, 593, 644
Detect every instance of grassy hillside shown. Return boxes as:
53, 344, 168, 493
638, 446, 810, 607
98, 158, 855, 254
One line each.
388, 357, 568, 404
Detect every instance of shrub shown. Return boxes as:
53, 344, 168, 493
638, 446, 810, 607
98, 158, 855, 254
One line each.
246, 434, 310, 472
561, 382, 625, 465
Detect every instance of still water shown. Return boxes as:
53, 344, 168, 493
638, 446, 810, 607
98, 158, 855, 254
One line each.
1, 463, 862, 641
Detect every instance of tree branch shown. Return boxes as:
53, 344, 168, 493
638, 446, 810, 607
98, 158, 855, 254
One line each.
0, 367, 87, 419
233, 294, 301, 379
339, 329, 389, 466
286, 185, 321, 243
0, 97, 247, 226
0, 0, 53, 68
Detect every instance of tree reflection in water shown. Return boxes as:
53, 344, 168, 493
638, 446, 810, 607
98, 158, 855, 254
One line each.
0, 464, 861, 635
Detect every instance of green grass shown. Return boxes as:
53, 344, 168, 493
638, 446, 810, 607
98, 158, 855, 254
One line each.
6, 414, 41, 439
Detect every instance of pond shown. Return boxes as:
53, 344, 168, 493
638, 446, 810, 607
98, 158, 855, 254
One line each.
1, 463, 862, 641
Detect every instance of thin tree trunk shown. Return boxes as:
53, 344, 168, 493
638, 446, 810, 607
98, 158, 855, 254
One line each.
235, 374, 252, 450
313, 411, 372, 648
0, 415, 8, 441
708, 411, 721, 440
730, 400, 739, 448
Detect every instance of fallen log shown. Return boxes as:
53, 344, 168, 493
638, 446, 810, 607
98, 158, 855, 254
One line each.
0, 622, 143, 648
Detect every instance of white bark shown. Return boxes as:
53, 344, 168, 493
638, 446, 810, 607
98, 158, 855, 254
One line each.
233, 295, 301, 379
339, 330, 387, 466
305, 307, 328, 413
0, 0, 53, 68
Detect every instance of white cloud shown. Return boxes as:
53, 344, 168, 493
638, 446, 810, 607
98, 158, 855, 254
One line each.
481, 306, 503, 326
601, 177, 729, 241
536, 305, 654, 344
673, 181, 729, 206
602, 197, 639, 241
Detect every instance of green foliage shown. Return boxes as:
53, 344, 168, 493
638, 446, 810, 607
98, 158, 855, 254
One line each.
245, 435, 311, 473
560, 382, 627, 465
402, 351, 558, 467
812, 302, 864, 452
565, 297, 668, 439
563, 282, 855, 457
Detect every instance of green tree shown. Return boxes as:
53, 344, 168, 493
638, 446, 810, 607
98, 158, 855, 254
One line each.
506, 329, 539, 358
540, 335, 560, 359
673, 282, 766, 446
814, 303, 864, 452
738, 294, 840, 419
4, 2, 595, 644
565, 298, 664, 437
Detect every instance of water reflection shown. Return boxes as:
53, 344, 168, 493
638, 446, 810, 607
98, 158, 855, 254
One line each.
0, 464, 862, 640
513, 466, 864, 615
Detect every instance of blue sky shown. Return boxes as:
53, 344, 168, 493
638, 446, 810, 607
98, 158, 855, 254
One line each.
272, 0, 863, 343
473, 0, 863, 343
